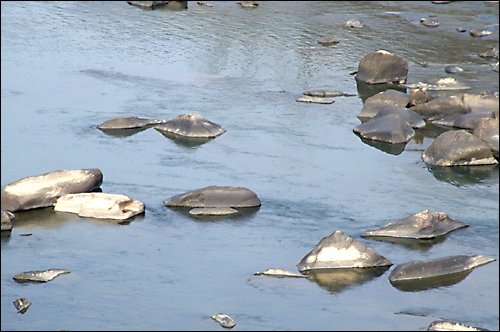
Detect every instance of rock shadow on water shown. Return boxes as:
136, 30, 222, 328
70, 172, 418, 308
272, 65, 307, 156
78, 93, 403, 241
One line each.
390, 269, 473, 292
155, 130, 215, 148
169, 206, 260, 222
98, 126, 156, 138
364, 236, 446, 252
426, 164, 499, 187
357, 136, 407, 155
355, 79, 407, 103
303, 267, 391, 294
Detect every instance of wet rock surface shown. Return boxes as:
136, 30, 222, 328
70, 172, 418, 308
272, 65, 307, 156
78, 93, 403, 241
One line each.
355, 50, 409, 84
13, 298, 31, 314
13, 269, 71, 283
427, 320, 490, 331
353, 113, 415, 144
97, 117, 165, 130
357, 89, 410, 119
296, 96, 335, 104
211, 313, 236, 328
254, 268, 307, 278
154, 113, 226, 138
164, 185, 261, 208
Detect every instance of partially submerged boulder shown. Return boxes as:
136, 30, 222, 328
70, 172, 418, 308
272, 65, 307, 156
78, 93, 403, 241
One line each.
1, 169, 103, 212
422, 130, 498, 166
318, 37, 340, 45
164, 185, 261, 208
296, 96, 335, 104
154, 113, 226, 138
303, 89, 355, 97
463, 93, 499, 114
296, 231, 393, 272
13, 298, 31, 314
1, 209, 14, 231
353, 113, 415, 144
254, 268, 307, 278
355, 50, 409, 85
410, 94, 469, 121
372, 104, 425, 129
97, 117, 165, 130
432, 111, 496, 129
361, 210, 469, 240
389, 255, 495, 283
480, 46, 499, 59
13, 269, 71, 283
54, 193, 145, 220
357, 89, 410, 119
473, 118, 499, 159
427, 320, 489, 331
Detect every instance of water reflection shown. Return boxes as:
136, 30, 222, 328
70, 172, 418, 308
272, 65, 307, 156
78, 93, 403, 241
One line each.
155, 129, 216, 148
426, 164, 499, 187
304, 267, 390, 294
389, 270, 472, 292
168, 206, 261, 222
364, 236, 447, 252
355, 79, 407, 103
98, 126, 156, 138
356, 136, 407, 155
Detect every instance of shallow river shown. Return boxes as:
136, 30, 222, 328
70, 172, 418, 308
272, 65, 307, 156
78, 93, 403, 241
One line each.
1, 1, 498, 331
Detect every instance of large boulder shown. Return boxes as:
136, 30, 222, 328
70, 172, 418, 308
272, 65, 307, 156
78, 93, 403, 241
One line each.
422, 130, 498, 166
432, 110, 496, 129
164, 185, 261, 208
296, 231, 392, 272
355, 50, 409, 84
1, 169, 103, 212
357, 89, 410, 119
473, 118, 499, 159
154, 113, 226, 138
353, 113, 415, 144
372, 104, 425, 129
463, 93, 499, 114
410, 94, 468, 121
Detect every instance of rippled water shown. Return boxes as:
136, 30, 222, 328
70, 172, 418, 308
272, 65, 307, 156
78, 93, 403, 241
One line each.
1, 1, 498, 330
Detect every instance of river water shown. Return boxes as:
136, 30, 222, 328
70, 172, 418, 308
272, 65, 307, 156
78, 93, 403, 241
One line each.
1, 1, 498, 330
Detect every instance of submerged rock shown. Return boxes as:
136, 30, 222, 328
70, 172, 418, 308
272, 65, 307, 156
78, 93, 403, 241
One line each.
13, 298, 31, 314
1, 209, 15, 231
422, 130, 498, 166
13, 269, 71, 283
127, 1, 169, 7
297, 231, 393, 272
355, 50, 409, 84
154, 113, 226, 138
389, 255, 495, 283
357, 89, 410, 119
480, 46, 499, 59
304, 89, 356, 97
361, 210, 469, 240
408, 87, 432, 107
420, 18, 440, 27
237, 1, 258, 7
444, 65, 463, 74
54, 193, 145, 220
346, 19, 364, 28
211, 313, 236, 328
353, 113, 415, 144
1, 169, 103, 212
97, 117, 165, 130
189, 207, 239, 216
164, 185, 261, 208
296, 96, 335, 104
403, 78, 470, 91
427, 320, 490, 331
470, 29, 492, 37
318, 37, 340, 45
254, 268, 307, 278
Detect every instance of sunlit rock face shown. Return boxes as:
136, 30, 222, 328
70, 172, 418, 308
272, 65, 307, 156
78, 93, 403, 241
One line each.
361, 210, 469, 240
355, 50, 409, 84
389, 254, 495, 282
54, 193, 145, 220
13, 269, 71, 283
1, 169, 103, 212
164, 185, 261, 208
422, 130, 498, 166
297, 231, 392, 272
427, 320, 490, 332
357, 89, 410, 119
473, 118, 499, 159
154, 113, 226, 138
97, 117, 164, 130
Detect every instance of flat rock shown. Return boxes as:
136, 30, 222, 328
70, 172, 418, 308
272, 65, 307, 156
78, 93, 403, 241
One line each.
318, 37, 340, 45
420, 18, 440, 27
154, 113, 226, 138
13, 269, 71, 283
361, 210, 469, 239
297, 231, 393, 272
54, 193, 145, 220
164, 185, 261, 208
470, 29, 492, 37
389, 255, 495, 282
296, 96, 335, 104
372, 104, 425, 129
444, 65, 463, 74
479, 46, 499, 58
303, 89, 355, 97
427, 320, 490, 331
422, 130, 498, 166
189, 207, 238, 216
97, 117, 165, 130
1, 169, 103, 212
254, 268, 307, 278
211, 313, 236, 328
353, 113, 415, 144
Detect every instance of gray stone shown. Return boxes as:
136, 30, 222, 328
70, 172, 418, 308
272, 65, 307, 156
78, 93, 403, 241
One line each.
318, 37, 340, 45
154, 113, 226, 138
1, 209, 14, 231
357, 89, 410, 119
410, 94, 468, 121
408, 87, 432, 107
470, 29, 492, 37
346, 19, 364, 28
420, 18, 440, 27
427, 320, 489, 331
97, 117, 165, 130
13, 269, 71, 283
372, 104, 425, 129
13, 298, 31, 314
189, 207, 238, 216
254, 268, 307, 278
164, 185, 261, 208
296, 96, 335, 104
473, 118, 499, 159
355, 50, 409, 84
444, 65, 463, 74
211, 314, 236, 328
303, 89, 355, 97
353, 113, 415, 144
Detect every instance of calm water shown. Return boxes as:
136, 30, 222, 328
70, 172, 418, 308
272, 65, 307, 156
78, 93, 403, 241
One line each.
1, 1, 498, 330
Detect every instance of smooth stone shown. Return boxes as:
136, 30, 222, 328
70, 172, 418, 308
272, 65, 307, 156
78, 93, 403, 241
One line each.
318, 37, 340, 45
164, 185, 261, 208
127, 1, 169, 7
372, 104, 425, 129
13, 298, 31, 314
296, 96, 335, 104
408, 87, 432, 107
357, 89, 410, 119
97, 117, 165, 130
427, 320, 490, 331
1, 169, 103, 212
473, 118, 499, 159
462, 93, 499, 114
353, 113, 415, 144
355, 50, 409, 84
479, 46, 499, 58
211, 314, 236, 328
470, 29, 492, 37
420, 18, 440, 27
237, 1, 258, 7
432, 111, 496, 129
410, 94, 469, 121
444, 65, 463, 74
54, 193, 145, 220
154, 113, 226, 138
389, 255, 495, 282
254, 268, 307, 278
402, 77, 470, 91
1, 209, 15, 231
303, 89, 355, 97
296, 231, 393, 272
456, 27, 467, 32
346, 19, 364, 28
13, 269, 71, 283
189, 207, 238, 216
422, 130, 498, 166
361, 210, 469, 239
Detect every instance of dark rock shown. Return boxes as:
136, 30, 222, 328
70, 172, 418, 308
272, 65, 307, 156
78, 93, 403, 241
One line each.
410, 94, 468, 121
355, 50, 409, 84
164, 185, 261, 208
154, 113, 226, 138
353, 113, 415, 144
357, 89, 410, 119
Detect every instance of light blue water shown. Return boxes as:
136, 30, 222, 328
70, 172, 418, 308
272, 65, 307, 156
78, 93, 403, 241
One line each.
2, 1, 498, 330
